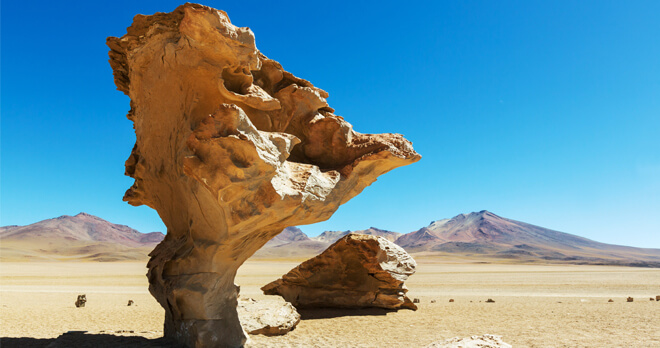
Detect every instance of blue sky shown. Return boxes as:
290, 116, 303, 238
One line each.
2, 1, 659, 247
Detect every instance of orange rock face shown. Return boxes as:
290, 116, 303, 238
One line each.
107, 3, 419, 347
262, 234, 418, 311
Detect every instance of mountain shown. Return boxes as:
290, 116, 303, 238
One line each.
264, 227, 310, 247
0, 213, 164, 261
353, 227, 402, 242
311, 230, 351, 244
394, 227, 443, 250
395, 210, 660, 267
253, 227, 401, 258
256, 227, 326, 258
5, 211, 658, 267
312, 227, 401, 244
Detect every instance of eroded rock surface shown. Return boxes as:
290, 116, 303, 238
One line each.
107, 3, 419, 347
237, 298, 300, 336
425, 335, 512, 348
262, 234, 417, 310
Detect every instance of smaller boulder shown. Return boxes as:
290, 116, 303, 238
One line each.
608, 299, 614, 303
237, 298, 300, 336
127, 300, 134, 306
413, 298, 420, 304
486, 299, 495, 303
656, 295, 660, 301
651, 298, 655, 301
449, 299, 455, 303
430, 300, 436, 303
262, 234, 417, 310
627, 297, 634, 302
75, 295, 86, 308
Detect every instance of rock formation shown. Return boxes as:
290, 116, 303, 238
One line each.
75, 294, 86, 308
425, 334, 512, 348
237, 298, 300, 336
262, 234, 417, 310
627, 297, 634, 302
106, 3, 420, 347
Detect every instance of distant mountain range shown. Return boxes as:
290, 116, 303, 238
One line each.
0, 213, 164, 261
255, 210, 660, 267
3, 211, 660, 267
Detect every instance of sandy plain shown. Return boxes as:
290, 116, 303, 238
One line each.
1, 260, 659, 347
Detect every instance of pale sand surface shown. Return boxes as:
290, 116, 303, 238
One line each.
1, 260, 660, 347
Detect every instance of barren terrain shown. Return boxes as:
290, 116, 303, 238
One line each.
1, 260, 659, 347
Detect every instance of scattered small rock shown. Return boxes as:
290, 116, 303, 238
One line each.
127, 300, 134, 306
425, 334, 512, 348
627, 297, 634, 302
430, 300, 436, 303
651, 298, 655, 301
449, 299, 455, 303
608, 299, 614, 303
75, 295, 86, 308
413, 298, 420, 303
486, 299, 495, 303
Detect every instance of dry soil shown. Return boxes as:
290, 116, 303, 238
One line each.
1, 260, 659, 347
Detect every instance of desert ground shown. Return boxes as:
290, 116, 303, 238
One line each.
1, 259, 659, 347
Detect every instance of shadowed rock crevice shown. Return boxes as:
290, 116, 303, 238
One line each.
107, 3, 419, 347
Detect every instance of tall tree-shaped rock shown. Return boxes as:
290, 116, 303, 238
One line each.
107, 3, 420, 348
262, 234, 418, 310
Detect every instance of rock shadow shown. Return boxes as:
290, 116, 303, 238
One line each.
1, 332, 181, 348
298, 307, 395, 320
0, 337, 54, 348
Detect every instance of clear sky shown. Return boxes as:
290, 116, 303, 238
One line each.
2, 1, 659, 247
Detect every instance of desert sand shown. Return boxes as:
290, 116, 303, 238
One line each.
1, 260, 659, 347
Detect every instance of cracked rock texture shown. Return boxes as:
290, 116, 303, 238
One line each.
262, 234, 418, 310
107, 3, 419, 348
